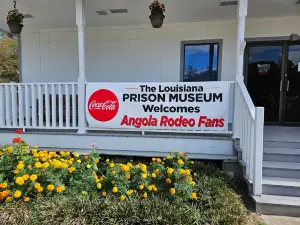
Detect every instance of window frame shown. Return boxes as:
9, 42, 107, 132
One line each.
180, 39, 223, 82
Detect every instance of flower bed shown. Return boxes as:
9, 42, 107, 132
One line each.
0, 130, 198, 203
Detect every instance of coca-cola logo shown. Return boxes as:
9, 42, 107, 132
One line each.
88, 89, 119, 122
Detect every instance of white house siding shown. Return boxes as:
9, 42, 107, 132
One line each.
20, 16, 300, 84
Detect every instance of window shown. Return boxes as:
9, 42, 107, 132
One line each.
181, 40, 222, 82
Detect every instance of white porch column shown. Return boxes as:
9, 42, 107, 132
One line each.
236, 0, 248, 79
233, 0, 248, 138
76, 0, 86, 134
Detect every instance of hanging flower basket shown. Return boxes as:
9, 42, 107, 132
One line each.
7, 1, 24, 34
149, 0, 165, 28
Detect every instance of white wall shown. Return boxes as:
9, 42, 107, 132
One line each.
21, 16, 300, 83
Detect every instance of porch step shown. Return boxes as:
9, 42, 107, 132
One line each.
264, 141, 300, 149
263, 148, 300, 163
262, 176, 300, 197
263, 161, 300, 179
253, 194, 300, 217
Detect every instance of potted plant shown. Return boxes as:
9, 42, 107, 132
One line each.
149, 0, 165, 28
7, 1, 24, 34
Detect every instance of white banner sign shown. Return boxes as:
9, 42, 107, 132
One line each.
86, 82, 230, 132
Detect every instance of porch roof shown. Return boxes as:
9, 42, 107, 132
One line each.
0, 0, 299, 31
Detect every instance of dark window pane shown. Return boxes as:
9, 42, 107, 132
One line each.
183, 44, 219, 82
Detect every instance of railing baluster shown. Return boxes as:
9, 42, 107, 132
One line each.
45, 84, 50, 127
31, 84, 37, 127
241, 101, 245, 162
245, 111, 250, 178
253, 107, 264, 196
11, 84, 18, 127
5, 85, 11, 126
0, 86, 5, 126
65, 84, 70, 128
51, 84, 56, 127
25, 85, 31, 127
72, 84, 76, 128
58, 84, 63, 127
18, 84, 24, 127
249, 120, 254, 181
38, 84, 43, 127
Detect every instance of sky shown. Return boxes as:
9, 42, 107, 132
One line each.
184, 44, 218, 72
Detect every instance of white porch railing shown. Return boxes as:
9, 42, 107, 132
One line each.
0, 83, 78, 129
233, 77, 264, 196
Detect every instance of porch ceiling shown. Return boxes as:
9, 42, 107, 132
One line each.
0, 0, 300, 31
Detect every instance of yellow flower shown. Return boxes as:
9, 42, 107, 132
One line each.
97, 183, 102, 189
126, 190, 134, 195
106, 159, 110, 162
35, 162, 42, 169
156, 158, 162, 163
102, 192, 107, 197
153, 186, 158, 192
143, 192, 147, 198
30, 174, 37, 181
42, 162, 49, 169
192, 192, 197, 200
32, 146, 38, 149
27, 165, 31, 169
33, 182, 40, 189
17, 164, 24, 170
61, 163, 68, 169
68, 167, 75, 173
5, 197, 12, 202
185, 170, 191, 175
152, 158, 156, 162
73, 153, 79, 157
94, 159, 99, 164
155, 169, 160, 174
141, 164, 147, 172
141, 173, 147, 179
170, 188, 176, 195
180, 169, 186, 175
166, 155, 172, 159
7, 146, 13, 151
121, 165, 130, 172
37, 187, 43, 193
179, 152, 183, 155
13, 190, 22, 198
148, 185, 153, 191
189, 176, 193, 182
13, 170, 19, 174
125, 173, 130, 180
109, 163, 115, 168
76, 160, 81, 164
111, 180, 116, 184
86, 164, 91, 169
177, 159, 184, 165
191, 161, 195, 164
190, 181, 196, 186
47, 184, 55, 191
22, 174, 29, 181
54, 161, 62, 168
127, 162, 133, 167
56, 185, 65, 193
151, 173, 156, 178
139, 184, 144, 190
166, 178, 172, 184
15, 177, 24, 186
167, 168, 174, 174
120, 195, 126, 201
112, 187, 118, 193
112, 170, 116, 175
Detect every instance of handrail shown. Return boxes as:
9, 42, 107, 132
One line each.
233, 77, 264, 196
236, 77, 255, 118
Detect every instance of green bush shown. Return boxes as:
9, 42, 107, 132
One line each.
0, 163, 249, 225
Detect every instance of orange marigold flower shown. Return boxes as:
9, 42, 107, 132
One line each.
166, 178, 172, 184
24, 197, 30, 202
